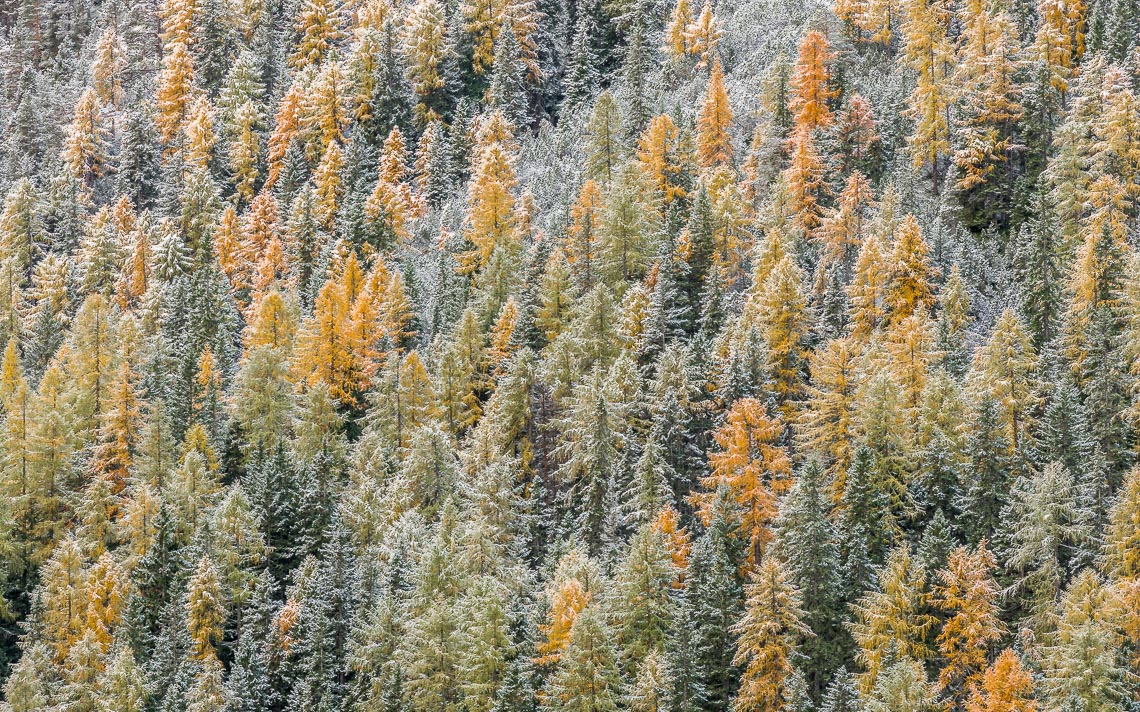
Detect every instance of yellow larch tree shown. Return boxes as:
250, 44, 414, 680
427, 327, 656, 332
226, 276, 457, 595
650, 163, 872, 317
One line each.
90, 361, 142, 494
266, 83, 306, 187
39, 537, 88, 662
566, 179, 603, 290
291, 0, 343, 68
292, 255, 369, 408
652, 506, 691, 586
964, 648, 1037, 712
697, 56, 733, 168
82, 554, 126, 650
537, 578, 592, 665
159, 0, 201, 49
464, 115, 520, 270
901, 0, 954, 193
1033, 0, 1087, 100
186, 556, 225, 661
884, 308, 938, 428
683, 2, 721, 69
229, 102, 261, 205
183, 96, 217, 169
663, 0, 693, 62
731, 556, 812, 712
848, 543, 938, 693
952, 0, 1023, 192
885, 214, 938, 324
835, 0, 866, 37
934, 542, 1006, 704
637, 114, 690, 208
313, 140, 346, 229
244, 289, 298, 352
1104, 466, 1140, 582
857, 0, 897, 45
488, 297, 519, 375
92, 28, 126, 108
705, 165, 748, 278
461, 0, 540, 77
304, 61, 351, 160
790, 29, 836, 132
783, 126, 827, 237
537, 550, 601, 665
156, 42, 199, 147
62, 88, 107, 188
404, 0, 449, 119
690, 397, 793, 569
799, 335, 861, 497
757, 256, 810, 414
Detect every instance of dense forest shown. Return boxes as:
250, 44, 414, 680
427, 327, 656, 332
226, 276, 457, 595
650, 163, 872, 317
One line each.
0, 0, 1138, 708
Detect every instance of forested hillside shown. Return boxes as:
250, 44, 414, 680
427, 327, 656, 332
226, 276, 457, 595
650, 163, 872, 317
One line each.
0, 0, 1138, 708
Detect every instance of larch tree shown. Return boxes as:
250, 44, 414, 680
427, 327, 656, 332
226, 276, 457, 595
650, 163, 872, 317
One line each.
847, 543, 938, 693
783, 127, 828, 236
884, 215, 938, 324
964, 648, 1037, 712
464, 114, 520, 270
62, 88, 107, 189
799, 336, 861, 498
684, 2, 721, 69
697, 57, 734, 168
790, 30, 836, 132
1033, 0, 1087, 101
156, 42, 199, 147
966, 310, 1039, 456
544, 606, 623, 712
952, 0, 1024, 201
290, 0, 343, 69
731, 556, 812, 712
691, 397, 793, 569
900, 0, 954, 192
755, 256, 809, 413
637, 114, 691, 208
933, 542, 1006, 704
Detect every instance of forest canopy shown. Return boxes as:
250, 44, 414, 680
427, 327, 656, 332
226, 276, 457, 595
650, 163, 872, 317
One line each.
0, 0, 1138, 709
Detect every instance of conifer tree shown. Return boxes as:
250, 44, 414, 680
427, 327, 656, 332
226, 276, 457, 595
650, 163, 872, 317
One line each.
563, 0, 602, 116
964, 648, 1037, 712
790, 30, 836, 132
691, 398, 791, 568
933, 542, 1005, 703
847, 543, 937, 693
774, 460, 846, 698
697, 57, 733, 168
731, 556, 812, 712
901, 0, 954, 192
544, 606, 623, 712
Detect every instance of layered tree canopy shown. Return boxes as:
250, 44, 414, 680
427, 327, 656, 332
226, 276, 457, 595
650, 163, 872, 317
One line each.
0, 0, 1138, 710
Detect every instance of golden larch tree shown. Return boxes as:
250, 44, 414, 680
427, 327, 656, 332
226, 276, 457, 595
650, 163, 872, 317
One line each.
934, 542, 1007, 703
731, 556, 813, 712
964, 648, 1037, 712
790, 30, 836, 131
691, 397, 793, 568
697, 56, 734, 168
